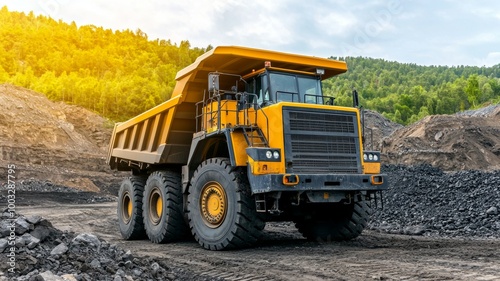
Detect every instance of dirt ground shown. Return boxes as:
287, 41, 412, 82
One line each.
14, 191, 500, 281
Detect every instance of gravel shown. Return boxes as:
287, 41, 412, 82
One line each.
370, 164, 500, 238
455, 104, 500, 117
0, 179, 115, 204
0, 211, 220, 281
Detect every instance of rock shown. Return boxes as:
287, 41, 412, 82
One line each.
0, 238, 8, 253
28, 240, 40, 249
434, 131, 443, 141
132, 268, 143, 276
115, 269, 126, 277
14, 217, 32, 235
31, 220, 59, 242
150, 262, 161, 274
79, 273, 92, 281
403, 225, 427, 236
121, 250, 133, 261
124, 260, 133, 269
26, 215, 43, 225
486, 207, 498, 215
19, 233, 41, 249
60, 274, 77, 281
36, 271, 65, 281
72, 233, 101, 248
1, 209, 13, 219
0, 220, 14, 237
89, 258, 101, 269
50, 243, 68, 256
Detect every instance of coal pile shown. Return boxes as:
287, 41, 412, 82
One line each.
3, 179, 83, 193
0, 211, 219, 281
370, 165, 500, 238
0, 180, 115, 205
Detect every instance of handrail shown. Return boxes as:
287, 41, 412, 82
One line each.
195, 88, 270, 146
304, 94, 335, 105
235, 92, 270, 145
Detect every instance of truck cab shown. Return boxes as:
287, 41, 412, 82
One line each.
248, 67, 328, 105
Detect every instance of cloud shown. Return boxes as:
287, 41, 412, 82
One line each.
477, 52, 500, 67
316, 11, 358, 37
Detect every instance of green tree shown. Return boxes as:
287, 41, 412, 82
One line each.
465, 74, 480, 107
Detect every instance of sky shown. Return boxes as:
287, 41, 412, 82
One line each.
1, 0, 500, 67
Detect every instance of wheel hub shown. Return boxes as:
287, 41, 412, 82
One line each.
121, 192, 132, 223
149, 188, 163, 225
200, 181, 227, 228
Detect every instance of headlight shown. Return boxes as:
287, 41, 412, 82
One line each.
266, 150, 273, 159
364, 151, 380, 162
273, 151, 280, 159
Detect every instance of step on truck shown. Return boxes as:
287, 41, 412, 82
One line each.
107, 46, 388, 250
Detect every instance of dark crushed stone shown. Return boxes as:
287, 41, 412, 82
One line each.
0, 211, 221, 281
370, 164, 500, 238
0, 179, 115, 204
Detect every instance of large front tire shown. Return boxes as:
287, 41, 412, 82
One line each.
187, 158, 264, 250
295, 200, 372, 242
118, 176, 147, 240
143, 170, 188, 243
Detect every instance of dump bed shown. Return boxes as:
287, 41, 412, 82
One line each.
107, 46, 348, 171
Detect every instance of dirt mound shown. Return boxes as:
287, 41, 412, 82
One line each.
0, 84, 121, 193
381, 105, 500, 171
363, 110, 403, 151
0, 84, 111, 152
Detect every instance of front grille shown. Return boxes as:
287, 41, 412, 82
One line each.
284, 108, 361, 174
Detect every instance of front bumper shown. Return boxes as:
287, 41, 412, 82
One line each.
247, 169, 388, 194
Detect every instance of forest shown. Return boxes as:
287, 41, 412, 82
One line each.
326, 57, 500, 124
1, 7, 500, 124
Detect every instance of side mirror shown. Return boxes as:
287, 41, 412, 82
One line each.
325, 97, 335, 105
208, 74, 219, 91
352, 89, 359, 108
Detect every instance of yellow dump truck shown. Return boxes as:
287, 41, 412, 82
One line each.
107, 46, 387, 250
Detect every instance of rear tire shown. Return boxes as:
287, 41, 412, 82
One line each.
118, 176, 147, 240
295, 200, 372, 242
187, 158, 264, 250
143, 170, 188, 243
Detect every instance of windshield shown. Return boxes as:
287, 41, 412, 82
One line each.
269, 72, 322, 103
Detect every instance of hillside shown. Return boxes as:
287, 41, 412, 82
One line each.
0, 84, 121, 192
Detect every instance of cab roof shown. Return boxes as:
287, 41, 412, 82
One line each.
173, 46, 347, 100
176, 46, 347, 81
